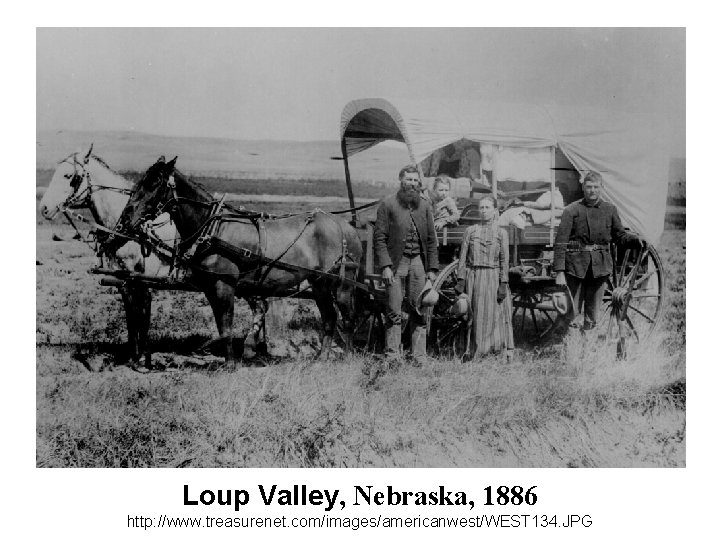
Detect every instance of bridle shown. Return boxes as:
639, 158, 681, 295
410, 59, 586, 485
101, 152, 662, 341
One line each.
57, 153, 133, 212
57, 154, 93, 209
54, 152, 134, 248
137, 171, 226, 255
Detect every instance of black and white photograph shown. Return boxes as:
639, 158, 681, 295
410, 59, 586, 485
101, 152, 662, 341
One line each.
35, 27, 685, 472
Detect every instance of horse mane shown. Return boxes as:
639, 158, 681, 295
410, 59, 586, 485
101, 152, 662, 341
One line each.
56, 152, 118, 174
90, 153, 114, 171
172, 167, 215, 201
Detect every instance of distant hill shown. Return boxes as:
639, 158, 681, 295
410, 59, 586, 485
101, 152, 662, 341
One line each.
36, 130, 408, 183
37, 129, 686, 195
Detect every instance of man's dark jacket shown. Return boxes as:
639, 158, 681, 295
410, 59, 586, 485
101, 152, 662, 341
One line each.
374, 193, 439, 273
553, 198, 635, 278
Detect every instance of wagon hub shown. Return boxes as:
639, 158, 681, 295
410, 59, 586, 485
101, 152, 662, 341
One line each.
611, 285, 630, 306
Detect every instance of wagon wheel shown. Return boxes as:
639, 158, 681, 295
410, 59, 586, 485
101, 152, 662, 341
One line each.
350, 305, 386, 354
593, 242, 665, 356
426, 260, 467, 357
511, 285, 570, 345
334, 285, 386, 354
337, 278, 418, 355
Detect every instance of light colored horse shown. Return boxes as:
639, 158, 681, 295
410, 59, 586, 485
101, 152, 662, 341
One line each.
39, 146, 177, 366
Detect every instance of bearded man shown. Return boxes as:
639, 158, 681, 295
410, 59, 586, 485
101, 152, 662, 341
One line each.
374, 164, 439, 363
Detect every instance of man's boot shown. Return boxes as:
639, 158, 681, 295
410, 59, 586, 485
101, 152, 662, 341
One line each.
410, 325, 427, 366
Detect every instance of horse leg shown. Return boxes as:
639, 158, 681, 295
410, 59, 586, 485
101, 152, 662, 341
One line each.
134, 284, 153, 370
118, 283, 140, 364
243, 297, 263, 359
258, 311, 269, 357
206, 280, 237, 366
244, 297, 269, 359
312, 282, 338, 362
334, 280, 358, 345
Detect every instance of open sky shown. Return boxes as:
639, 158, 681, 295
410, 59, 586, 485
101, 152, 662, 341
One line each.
37, 28, 685, 155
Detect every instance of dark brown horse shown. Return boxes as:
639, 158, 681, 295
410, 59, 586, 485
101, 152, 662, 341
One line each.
114, 157, 363, 365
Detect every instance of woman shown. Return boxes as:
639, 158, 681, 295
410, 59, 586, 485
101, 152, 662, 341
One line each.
428, 174, 460, 231
456, 196, 514, 361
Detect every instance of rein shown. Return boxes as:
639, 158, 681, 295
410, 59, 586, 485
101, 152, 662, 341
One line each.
63, 209, 140, 244
329, 199, 379, 215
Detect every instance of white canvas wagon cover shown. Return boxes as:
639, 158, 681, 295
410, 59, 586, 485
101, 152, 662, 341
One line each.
340, 97, 671, 244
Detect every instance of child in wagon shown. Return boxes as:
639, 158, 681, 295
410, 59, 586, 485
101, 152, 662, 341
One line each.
426, 174, 461, 231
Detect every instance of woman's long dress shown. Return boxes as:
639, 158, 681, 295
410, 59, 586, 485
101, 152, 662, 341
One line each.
457, 220, 514, 359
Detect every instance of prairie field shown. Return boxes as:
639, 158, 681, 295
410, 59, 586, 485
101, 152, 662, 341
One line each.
35, 178, 686, 468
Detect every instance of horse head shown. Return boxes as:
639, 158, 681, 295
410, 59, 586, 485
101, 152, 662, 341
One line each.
39, 145, 94, 219
117, 156, 178, 234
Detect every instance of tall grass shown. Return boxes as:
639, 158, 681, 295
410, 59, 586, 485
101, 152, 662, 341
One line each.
36, 199, 685, 467
36, 325, 685, 467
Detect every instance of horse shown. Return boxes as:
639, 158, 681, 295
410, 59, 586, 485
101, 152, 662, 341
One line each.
39, 145, 177, 367
114, 156, 364, 365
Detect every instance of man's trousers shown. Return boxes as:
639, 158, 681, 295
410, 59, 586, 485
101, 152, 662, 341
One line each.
385, 255, 427, 361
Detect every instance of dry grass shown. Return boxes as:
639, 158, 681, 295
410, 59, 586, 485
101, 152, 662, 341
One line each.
35, 340, 685, 467
36, 196, 685, 468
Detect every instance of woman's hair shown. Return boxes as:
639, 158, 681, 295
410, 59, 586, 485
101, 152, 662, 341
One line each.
432, 174, 452, 191
477, 195, 498, 208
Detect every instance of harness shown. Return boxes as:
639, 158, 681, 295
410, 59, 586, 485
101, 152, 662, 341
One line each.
137, 176, 366, 292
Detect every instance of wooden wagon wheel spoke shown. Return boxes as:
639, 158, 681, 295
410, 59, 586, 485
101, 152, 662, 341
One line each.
617, 248, 631, 288
437, 289, 456, 302
611, 243, 618, 289
353, 311, 372, 350
530, 305, 539, 333
606, 306, 618, 340
439, 322, 465, 344
605, 280, 615, 292
623, 314, 641, 343
627, 304, 656, 324
620, 246, 648, 289
631, 292, 661, 299
632, 269, 658, 290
